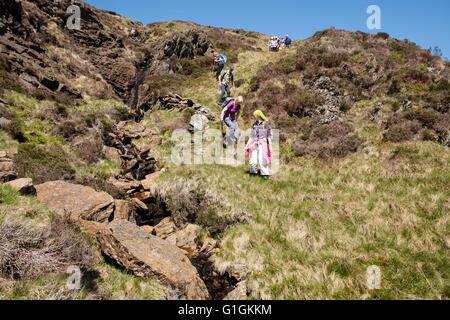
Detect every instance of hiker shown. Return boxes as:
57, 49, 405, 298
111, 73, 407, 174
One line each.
221, 96, 243, 146
285, 34, 292, 49
218, 65, 235, 103
268, 37, 279, 52
245, 110, 272, 180
214, 52, 227, 81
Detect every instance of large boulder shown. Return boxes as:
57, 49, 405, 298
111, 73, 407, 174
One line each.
224, 281, 248, 300
35, 181, 114, 223
113, 199, 135, 222
141, 171, 162, 191
163, 29, 213, 60
6, 178, 35, 195
153, 217, 177, 239
97, 219, 210, 300
166, 224, 203, 255
190, 114, 209, 132
103, 146, 122, 164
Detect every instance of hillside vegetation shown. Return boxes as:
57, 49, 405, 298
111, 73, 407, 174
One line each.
0, 0, 448, 300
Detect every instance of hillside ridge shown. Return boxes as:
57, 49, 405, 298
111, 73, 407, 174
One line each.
0, 0, 449, 301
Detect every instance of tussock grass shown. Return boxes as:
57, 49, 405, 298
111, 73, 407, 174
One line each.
155, 140, 449, 300
0, 184, 168, 300
153, 177, 250, 234
144, 35, 448, 299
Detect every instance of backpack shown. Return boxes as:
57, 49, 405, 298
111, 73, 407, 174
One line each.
220, 70, 233, 85
219, 54, 228, 64
221, 97, 235, 111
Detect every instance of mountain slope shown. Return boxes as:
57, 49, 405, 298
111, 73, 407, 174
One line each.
0, 0, 449, 300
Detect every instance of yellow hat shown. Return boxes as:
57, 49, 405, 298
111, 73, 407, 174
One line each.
254, 110, 268, 122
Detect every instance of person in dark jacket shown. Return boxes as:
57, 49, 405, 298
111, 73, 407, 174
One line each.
285, 34, 292, 49
214, 52, 226, 81
218, 65, 235, 103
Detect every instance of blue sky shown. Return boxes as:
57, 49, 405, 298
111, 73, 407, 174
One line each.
85, 0, 450, 58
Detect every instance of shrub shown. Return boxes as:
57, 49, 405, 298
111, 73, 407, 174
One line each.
114, 104, 130, 121
404, 69, 432, 84
388, 77, 402, 94
31, 91, 46, 101
0, 58, 11, 72
73, 138, 104, 164
227, 51, 239, 63
154, 178, 246, 234
6, 117, 26, 142
0, 214, 98, 280
179, 56, 210, 76
248, 77, 260, 92
339, 101, 351, 112
56, 104, 68, 118
0, 78, 25, 94
0, 103, 15, 120
433, 113, 450, 133
158, 117, 190, 134
54, 120, 82, 140
99, 117, 114, 138
13, 143, 75, 184
182, 108, 196, 121
404, 108, 439, 128
313, 30, 329, 39
389, 145, 420, 161
319, 53, 348, 68
234, 79, 245, 88
383, 120, 421, 142
430, 79, 450, 91
284, 92, 325, 117
421, 128, 438, 142
375, 32, 390, 40
292, 121, 363, 159
385, 52, 404, 69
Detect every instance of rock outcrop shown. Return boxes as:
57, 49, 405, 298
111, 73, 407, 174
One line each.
166, 224, 203, 255
97, 219, 210, 300
190, 114, 210, 132
35, 181, 114, 223
224, 281, 248, 300
0, 1, 214, 115
113, 199, 135, 222
6, 178, 35, 195
156, 94, 216, 120
0, 0, 148, 101
162, 29, 213, 60
0, 149, 18, 182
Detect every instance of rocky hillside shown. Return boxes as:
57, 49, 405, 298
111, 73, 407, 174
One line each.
245, 29, 449, 158
1, 0, 449, 300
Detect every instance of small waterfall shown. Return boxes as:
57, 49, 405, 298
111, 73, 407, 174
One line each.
117, 139, 129, 155
135, 163, 145, 180
127, 55, 152, 111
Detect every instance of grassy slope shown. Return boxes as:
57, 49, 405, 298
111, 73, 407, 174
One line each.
147, 36, 450, 300
0, 184, 166, 300
0, 92, 167, 299
1, 20, 448, 299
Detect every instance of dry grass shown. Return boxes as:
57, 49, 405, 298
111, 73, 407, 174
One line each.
154, 140, 449, 300
0, 214, 98, 280
0, 185, 168, 300
134, 29, 450, 300
154, 177, 250, 235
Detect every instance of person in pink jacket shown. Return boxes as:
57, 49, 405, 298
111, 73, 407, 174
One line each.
245, 110, 272, 180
